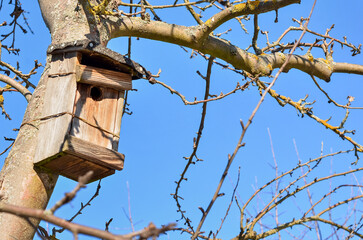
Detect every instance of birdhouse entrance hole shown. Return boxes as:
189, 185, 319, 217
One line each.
90, 86, 103, 101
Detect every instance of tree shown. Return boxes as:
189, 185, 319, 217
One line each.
0, 0, 362, 239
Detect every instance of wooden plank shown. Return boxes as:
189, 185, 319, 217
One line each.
40, 153, 80, 173
60, 157, 114, 182
62, 135, 124, 170
70, 83, 118, 149
76, 64, 132, 91
111, 90, 125, 151
34, 52, 79, 164
35, 153, 115, 182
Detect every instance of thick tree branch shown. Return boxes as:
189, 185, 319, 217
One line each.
192, 3, 316, 237
2, 1, 361, 239
333, 62, 363, 75
198, 0, 300, 40
107, 17, 362, 81
0, 73, 31, 102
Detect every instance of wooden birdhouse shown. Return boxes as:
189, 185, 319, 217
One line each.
33, 40, 149, 182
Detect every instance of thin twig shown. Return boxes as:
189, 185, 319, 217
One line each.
311, 75, 363, 109
49, 171, 94, 214
214, 167, 241, 238
52, 179, 102, 235
172, 56, 214, 232
267, 128, 281, 240
294, 139, 322, 240
154, 79, 249, 106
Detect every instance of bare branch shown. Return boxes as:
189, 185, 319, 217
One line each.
52, 179, 102, 235
0, 201, 175, 240
108, 15, 362, 81
253, 216, 363, 239
192, 2, 316, 237
49, 171, 93, 214
172, 56, 214, 232
0, 74, 31, 101
153, 79, 249, 106
198, 0, 300, 41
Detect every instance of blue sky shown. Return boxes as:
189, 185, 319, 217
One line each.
1, 0, 363, 239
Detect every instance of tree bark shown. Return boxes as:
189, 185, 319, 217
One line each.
0, 66, 59, 239
0, 0, 362, 239
0, 1, 100, 239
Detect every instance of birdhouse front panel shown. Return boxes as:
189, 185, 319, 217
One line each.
70, 83, 123, 150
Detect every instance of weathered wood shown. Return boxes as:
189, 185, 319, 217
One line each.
70, 83, 119, 149
35, 135, 124, 182
47, 40, 147, 80
0, 66, 59, 240
63, 136, 124, 169
37, 154, 115, 183
34, 52, 79, 164
76, 64, 132, 90
112, 90, 125, 151
34, 50, 128, 182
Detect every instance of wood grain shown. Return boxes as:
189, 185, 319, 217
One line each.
34, 52, 78, 164
62, 135, 124, 170
112, 90, 125, 151
37, 153, 115, 183
70, 83, 119, 149
35, 135, 124, 182
76, 64, 132, 91
33, 51, 126, 182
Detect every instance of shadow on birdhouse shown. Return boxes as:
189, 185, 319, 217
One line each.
33, 40, 149, 182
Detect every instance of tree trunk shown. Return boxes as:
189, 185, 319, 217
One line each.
0, 1, 105, 238
0, 67, 58, 239
1, 0, 361, 239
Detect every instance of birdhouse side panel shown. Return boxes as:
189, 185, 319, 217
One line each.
70, 83, 119, 149
111, 90, 125, 151
34, 52, 78, 164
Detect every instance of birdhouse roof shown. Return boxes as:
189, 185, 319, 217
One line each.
47, 39, 153, 80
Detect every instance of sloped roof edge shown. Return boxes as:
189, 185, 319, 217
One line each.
47, 39, 154, 81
